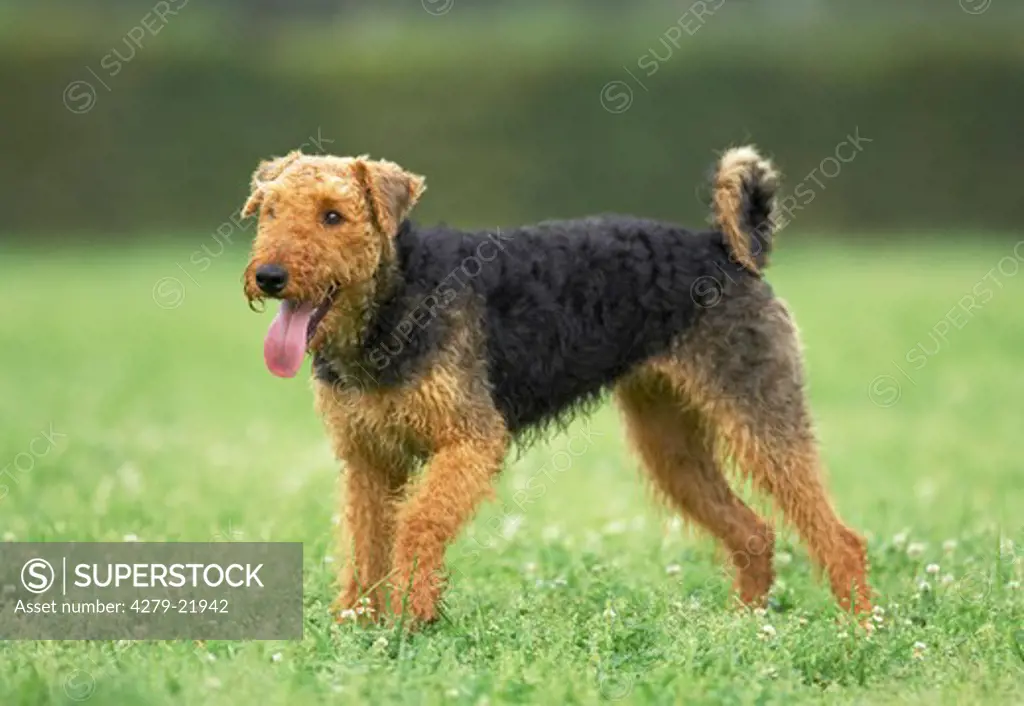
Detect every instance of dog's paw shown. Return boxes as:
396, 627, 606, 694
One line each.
387, 582, 441, 629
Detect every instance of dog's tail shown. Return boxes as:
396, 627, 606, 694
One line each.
710, 145, 780, 273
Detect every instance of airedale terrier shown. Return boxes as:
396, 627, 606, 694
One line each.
241, 145, 872, 626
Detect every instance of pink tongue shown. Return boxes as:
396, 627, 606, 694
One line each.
263, 301, 316, 378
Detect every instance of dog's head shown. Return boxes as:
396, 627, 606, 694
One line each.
241, 151, 425, 378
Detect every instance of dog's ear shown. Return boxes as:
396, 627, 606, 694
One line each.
241, 150, 303, 218
352, 157, 426, 236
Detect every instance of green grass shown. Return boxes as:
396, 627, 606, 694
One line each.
0, 236, 1022, 705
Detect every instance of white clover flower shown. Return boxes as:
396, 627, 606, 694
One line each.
906, 542, 927, 559
925, 563, 940, 575
942, 539, 958, 553
665, 564, 682, 576
271, 652, 283, 663
761, 625, 776, 638
542, 525, 562, 542
501, 514, 523, 540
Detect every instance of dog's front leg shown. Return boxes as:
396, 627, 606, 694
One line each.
390, 433, 507, 626
335, 447, 408, 623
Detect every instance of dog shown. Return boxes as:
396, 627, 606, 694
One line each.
241, 145, 872, 627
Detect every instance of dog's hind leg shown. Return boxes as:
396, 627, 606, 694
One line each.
655, 294, 872, 614
616, 372, 775, 606
719, 410, 872, 614
731, 417, 871, 615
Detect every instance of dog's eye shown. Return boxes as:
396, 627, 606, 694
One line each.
322, 210, 344, 226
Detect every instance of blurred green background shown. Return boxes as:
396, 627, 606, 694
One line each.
2, 0, 1022, 238
3, 4, 1024, 703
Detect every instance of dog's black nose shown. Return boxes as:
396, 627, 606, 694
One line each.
255, 264, 289, 295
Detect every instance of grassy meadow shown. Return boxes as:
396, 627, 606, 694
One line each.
0, 236, 1021, 704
